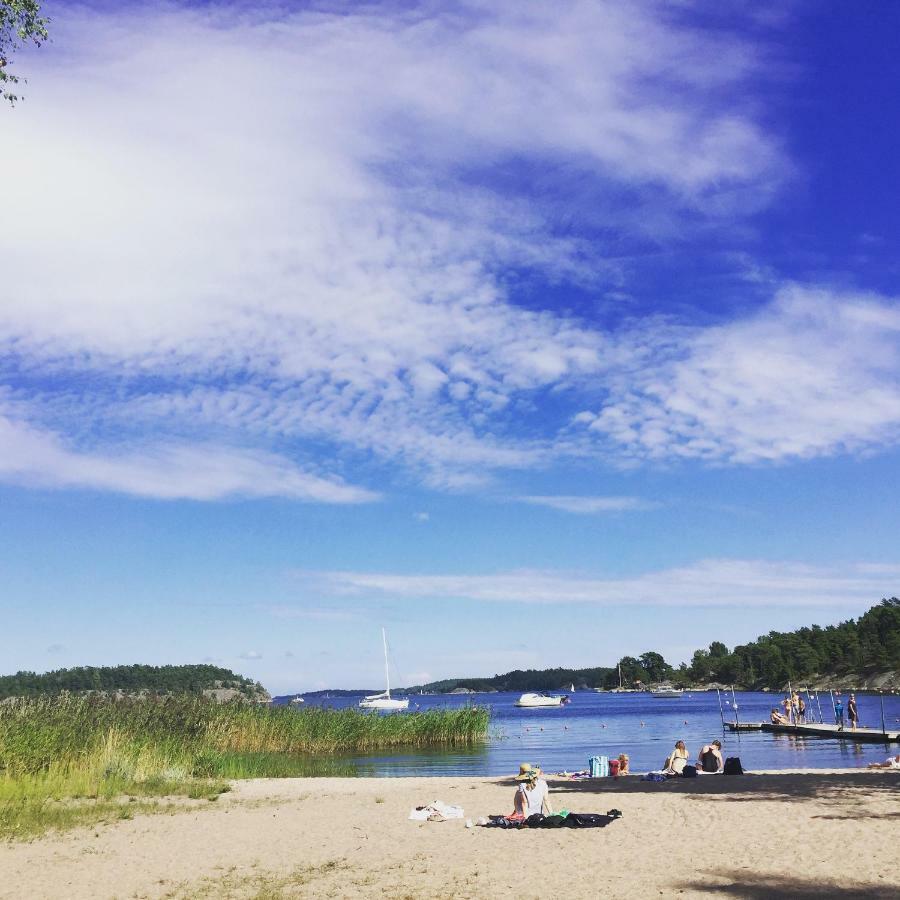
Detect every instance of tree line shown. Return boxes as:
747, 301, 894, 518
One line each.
411, 598, 900, 693
0, 664, 260, 699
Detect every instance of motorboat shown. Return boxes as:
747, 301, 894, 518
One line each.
515, 692, 570, 708
650, 683, 685, 698
359, 628, 410, 711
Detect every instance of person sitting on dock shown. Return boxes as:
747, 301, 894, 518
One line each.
771, 707, 789, 725
867, 755, 900, 769
663, 740, 689, 776
697, 740, 723, 772
847, 694, 859, 731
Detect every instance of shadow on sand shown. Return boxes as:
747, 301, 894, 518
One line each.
673, 870, 898, 899
489, 771, 900, 806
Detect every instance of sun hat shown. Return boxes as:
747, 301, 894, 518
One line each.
515, 762, 540, 781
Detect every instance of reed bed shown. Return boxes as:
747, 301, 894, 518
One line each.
0, 695, 489, 779
0, 695, 488, 838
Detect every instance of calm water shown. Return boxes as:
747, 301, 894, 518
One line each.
292, 690, 900, 776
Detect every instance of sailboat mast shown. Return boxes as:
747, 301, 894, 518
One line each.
618, 663, 622, 690
382, 627, 391, 698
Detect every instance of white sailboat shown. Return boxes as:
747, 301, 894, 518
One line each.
359, 628, 409, 711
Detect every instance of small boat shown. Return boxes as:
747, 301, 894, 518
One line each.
515, 692, 570, 708
650, 683, 685, 698
290, 696, 304, 705
359, 628, 409, 711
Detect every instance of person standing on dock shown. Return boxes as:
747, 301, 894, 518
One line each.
834, 696, 844, 729
797, 695, 807, 724
847, 694, 859, 731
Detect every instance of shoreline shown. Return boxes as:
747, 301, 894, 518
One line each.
2, 768, 898, 899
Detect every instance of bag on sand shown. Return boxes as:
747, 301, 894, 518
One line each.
681, 764, 697, 778
723, 757, 744, 775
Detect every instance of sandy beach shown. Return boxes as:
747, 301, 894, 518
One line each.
1, 769, 898, 899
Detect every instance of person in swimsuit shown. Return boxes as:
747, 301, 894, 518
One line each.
617, 753, 630, 775
771, 707, 789, 725
847, 694, 859, 731
797, 695, 806, 724
697, 739, 723, 772
664, 740, 689, 775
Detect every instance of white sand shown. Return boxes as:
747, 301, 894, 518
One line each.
1, 770, 898, 899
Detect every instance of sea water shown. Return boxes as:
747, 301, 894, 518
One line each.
294, 690, 900, 776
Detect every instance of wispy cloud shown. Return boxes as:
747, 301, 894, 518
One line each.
0, 410, 376, 502
238, 650, 263, 661
518, 495, 655, 514
0, 1, 790, 497
302, 559, 900, 608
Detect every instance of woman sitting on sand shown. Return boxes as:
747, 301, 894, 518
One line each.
663, 740, 689, 775
513, 763, 553, 817
617, 753, 629, 775
697, 740, 723, 773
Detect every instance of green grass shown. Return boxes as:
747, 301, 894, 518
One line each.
0, 694, 489, 840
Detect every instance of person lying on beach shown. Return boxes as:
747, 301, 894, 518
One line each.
663, 740, 689, 775
514, 763, 553, 817
770, 708, 790, 725
697, 740, 723, 773
867, 755, 900, 769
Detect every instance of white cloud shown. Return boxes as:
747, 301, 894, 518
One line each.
518, 495, 655, 514
238, 651, 263, 661
302, 559, 900, 608
0, 410, 375, 502
414, 511, 430, 522
0, 1, 787, 496
580, 286, 900, 463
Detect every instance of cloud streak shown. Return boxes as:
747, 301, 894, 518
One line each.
302, 559, 900, 608
518, 495, 655, 514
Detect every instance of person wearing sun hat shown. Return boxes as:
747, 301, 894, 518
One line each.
513, 763, 553, 817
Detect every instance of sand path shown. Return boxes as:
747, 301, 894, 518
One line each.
1, 770, 898, 899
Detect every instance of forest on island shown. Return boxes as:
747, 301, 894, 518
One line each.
0, 664, 261, 700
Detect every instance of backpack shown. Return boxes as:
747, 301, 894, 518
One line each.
681, 764, 697, 778
723, 756, 744, 775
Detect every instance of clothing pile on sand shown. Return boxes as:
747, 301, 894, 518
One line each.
408, 801, 464, 822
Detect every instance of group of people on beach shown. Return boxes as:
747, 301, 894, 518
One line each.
662, 739, 723, 775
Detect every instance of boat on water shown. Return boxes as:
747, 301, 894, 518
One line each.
515, 692, 570, 708
650, 683, 685, 698
290, 696, 304, 705
359, 628, 409, 711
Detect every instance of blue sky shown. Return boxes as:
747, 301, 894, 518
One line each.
2, 1, 899, 693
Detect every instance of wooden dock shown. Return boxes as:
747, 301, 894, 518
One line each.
760, 722, 900, 743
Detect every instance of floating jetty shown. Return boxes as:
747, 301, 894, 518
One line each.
726, 721, 899, 742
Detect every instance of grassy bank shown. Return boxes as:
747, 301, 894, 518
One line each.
0, 695, 489, 839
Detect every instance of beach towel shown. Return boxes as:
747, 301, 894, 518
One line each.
480, 811, 621, 829
589, 755, 609, 777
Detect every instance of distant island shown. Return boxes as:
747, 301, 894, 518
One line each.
0, 664, 270, 703
403, 598, 900, 694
